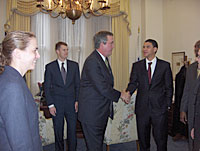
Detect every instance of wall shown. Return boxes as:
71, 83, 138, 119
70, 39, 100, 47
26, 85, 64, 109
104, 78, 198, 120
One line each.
129, 0, 142, 69
0, 0, 6, 42
130, 0, 200, 65
145, 0, 163, 58
163, 0, 200, 63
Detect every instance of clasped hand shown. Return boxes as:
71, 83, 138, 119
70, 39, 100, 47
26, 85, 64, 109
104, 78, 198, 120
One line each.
121, 90, 131, 104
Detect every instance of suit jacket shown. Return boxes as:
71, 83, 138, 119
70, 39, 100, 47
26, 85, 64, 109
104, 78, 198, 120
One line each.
126, 58, 173, 115
78, 50, 121, 126
180, 62, 200, 150
174, 65, 186, 109
0, 66, 42, 151
193, 81, 200, 151
44, 59, 80, 113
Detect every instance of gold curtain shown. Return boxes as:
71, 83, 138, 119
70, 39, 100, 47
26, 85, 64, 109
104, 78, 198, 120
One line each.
5, 0, 39, 89
108, 0, 131, 90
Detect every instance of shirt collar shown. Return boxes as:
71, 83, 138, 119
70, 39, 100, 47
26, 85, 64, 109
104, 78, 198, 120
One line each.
57, 59, 67, 70
57, 59, 66, 64
146, 57, 157, 64
96, 49, 106, 61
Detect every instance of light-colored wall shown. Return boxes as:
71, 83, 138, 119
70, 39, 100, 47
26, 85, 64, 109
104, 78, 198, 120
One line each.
145, 0, 163, 59
163, 0, 200, 63
130, 0, 200, 65
0, 0, 6, 42
129, 0, 142, 68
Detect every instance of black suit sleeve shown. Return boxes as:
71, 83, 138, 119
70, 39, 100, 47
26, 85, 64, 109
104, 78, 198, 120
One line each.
164, 63, 173, 107
126, 63, 138, 95
44, 65, 54, 106
85, 58, 121, 102
74, 63, 80, 101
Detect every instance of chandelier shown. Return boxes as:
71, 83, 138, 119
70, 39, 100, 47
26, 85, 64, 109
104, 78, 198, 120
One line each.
36, 0, 110, 24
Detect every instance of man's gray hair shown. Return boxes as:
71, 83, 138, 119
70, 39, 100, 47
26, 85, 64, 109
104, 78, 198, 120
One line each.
93, 31, 113, 49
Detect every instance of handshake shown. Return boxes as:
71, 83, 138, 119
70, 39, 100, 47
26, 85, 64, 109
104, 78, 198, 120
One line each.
120, 90, 131, 104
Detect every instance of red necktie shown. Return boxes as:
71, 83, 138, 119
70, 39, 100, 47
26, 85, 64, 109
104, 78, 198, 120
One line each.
148, 62, 152, 84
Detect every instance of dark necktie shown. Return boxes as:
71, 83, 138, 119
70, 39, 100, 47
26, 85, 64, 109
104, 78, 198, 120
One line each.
148, 62, 152, 84
61, 63, 66, 84
105, 58, 109, 69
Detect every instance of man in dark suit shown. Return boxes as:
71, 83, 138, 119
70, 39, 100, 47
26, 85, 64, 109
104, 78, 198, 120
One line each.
172, 62, 188, 141
44, 42, 80, 151
180, 40, 200, 151
126, 39, 173, 151
78, 31, 129, 151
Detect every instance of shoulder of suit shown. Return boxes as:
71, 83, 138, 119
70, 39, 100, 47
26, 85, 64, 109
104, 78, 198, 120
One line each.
86, 50, 99, 61
190, 61, 197, 66
188, 61, 197, 69
132, 59, 144, 66
46, 60, 57, 67
156, 58, 170, 65
67, 59, 79, 65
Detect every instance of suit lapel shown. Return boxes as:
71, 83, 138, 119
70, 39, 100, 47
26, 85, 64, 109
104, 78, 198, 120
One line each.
94, 51, 114, 83
150, 58, 159, 85
55, 60, 66, 85
142, 59, 150, 87
65, 60, 71, 85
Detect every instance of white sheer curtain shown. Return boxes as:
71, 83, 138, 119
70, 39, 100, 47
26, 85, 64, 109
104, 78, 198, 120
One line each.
30, 13, 111, 95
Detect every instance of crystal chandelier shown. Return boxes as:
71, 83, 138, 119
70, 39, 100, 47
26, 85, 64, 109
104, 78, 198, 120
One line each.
36, 0, 110, 24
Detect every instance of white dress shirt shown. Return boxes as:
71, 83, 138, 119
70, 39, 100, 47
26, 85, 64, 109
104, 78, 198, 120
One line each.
57, 59, 67, 74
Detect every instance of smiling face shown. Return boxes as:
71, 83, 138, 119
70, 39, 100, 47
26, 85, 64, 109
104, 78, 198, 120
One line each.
21, 37, 40, 71
142, 42, 157, 60
56, 44, 68, 62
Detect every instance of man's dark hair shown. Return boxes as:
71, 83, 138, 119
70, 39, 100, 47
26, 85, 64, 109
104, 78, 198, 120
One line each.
55, 41, 68, 50
145, 39, 158, 48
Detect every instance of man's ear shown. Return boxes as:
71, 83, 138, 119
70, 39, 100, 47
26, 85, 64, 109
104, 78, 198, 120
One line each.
56, 49, 59, 54
154, 47, 158, 54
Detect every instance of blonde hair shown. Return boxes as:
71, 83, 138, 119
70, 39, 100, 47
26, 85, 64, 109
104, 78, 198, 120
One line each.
0, 31, 36, 74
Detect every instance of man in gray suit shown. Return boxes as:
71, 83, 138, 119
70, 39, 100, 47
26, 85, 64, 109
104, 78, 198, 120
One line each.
180, 40, 200, 151
78, 31, 129, 151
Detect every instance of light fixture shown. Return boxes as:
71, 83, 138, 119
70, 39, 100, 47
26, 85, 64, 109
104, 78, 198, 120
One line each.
36, 0, 110, 24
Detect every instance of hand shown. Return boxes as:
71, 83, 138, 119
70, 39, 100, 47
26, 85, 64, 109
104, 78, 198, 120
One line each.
49, 106, 56, 116
120, 90, 131, 104
191, 128, 194, 139
75, 101, 78, 113
180, 111, 187, 124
